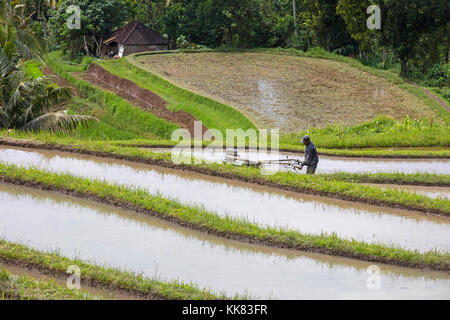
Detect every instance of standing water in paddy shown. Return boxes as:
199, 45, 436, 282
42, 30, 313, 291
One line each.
150, 147, 450, 175
0, 146, 449, 253
0, 184, 449, 300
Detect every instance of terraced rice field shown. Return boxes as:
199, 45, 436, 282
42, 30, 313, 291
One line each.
149, 147, 450, 175
1, 183, 449, 299
1, 146, 449, 252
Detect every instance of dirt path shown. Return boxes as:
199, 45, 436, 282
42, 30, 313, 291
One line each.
405, 80, 450, 112
81, 63, 207, 135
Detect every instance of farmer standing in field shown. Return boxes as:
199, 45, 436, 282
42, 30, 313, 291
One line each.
299, 135, 319, 174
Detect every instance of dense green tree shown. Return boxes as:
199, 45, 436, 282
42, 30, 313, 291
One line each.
337, 0, 378, 53
303, 0, 355, 51
0, 0, 47, 61
48, 0, 128, 58
159, 1, 186, 40
382, 0, 449, 76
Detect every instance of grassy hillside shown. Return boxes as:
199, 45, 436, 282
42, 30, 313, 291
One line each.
16, 51, 449, 156
43, 52, 179, 141
101, 57, 257, 134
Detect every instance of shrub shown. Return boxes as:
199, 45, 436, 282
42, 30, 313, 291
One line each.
425, 64, 449, 87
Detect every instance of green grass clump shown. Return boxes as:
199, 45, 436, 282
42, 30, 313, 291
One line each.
24, 61, 44, 79
430, 87, 450, 104
45, 52, 179, 141
280, 115, 450, 149
0, 269, 97, 300
47, 51, 94, 72
320, 172, 450, 186
0, 240, 223, 300
102, 57, 257, 134
0, 163, 448, 270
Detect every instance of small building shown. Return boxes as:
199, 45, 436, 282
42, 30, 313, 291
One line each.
104, 21, 170, 57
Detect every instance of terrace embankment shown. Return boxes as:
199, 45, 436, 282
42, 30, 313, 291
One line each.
1, 183, 449, 299
0, 139, 448, 215
363, 183, 450, 200
81, 63, 207, 135
0, 263, 141, 300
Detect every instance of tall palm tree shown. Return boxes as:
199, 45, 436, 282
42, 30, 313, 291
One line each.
0, 46, 96, 132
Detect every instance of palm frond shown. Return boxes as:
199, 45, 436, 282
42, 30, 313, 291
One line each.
0, 105, 9, 128
0, 45, 15, 77
46, 85, 72, 105
22, 112, 97, 133
6, 79, 31, 112
15, 28, 46, 61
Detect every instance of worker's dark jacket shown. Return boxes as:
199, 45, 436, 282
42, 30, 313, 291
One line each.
302, 142, 319, 167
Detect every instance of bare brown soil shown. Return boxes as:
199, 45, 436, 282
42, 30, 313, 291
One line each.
0, 138, 447, 217
82, 63, 207, 135
41, 66, 79, 96
135, 52, 437, 132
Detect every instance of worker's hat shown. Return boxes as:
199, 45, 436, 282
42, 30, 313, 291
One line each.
301, 135, 310, 144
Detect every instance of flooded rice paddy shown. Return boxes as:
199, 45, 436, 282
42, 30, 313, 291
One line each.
151, 147, 450, 175
1, 184, 449, 299
0, 146, 449, 253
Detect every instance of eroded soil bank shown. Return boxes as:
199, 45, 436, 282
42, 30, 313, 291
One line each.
1, 184, 449, 299
1, 146, 449, 253
81, 63, 207, 135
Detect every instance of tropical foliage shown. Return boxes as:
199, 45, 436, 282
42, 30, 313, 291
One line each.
0, 0, 96, 133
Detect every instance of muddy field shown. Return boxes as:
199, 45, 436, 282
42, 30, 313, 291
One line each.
134, 52, 436, 132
